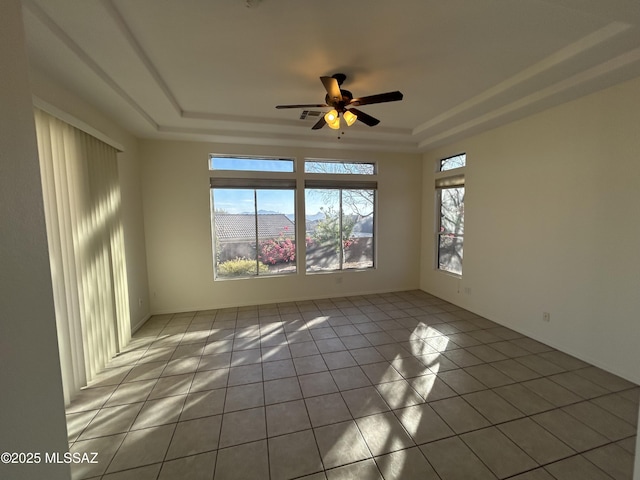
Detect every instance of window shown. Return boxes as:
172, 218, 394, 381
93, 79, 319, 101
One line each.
210, 156, 294, 172
440, 154, 466, 171
305, 160, 375, 175
436, 153, 465, 275
210, 155, 296, 279
209, 156, 377, 278
305, 160, 376, 272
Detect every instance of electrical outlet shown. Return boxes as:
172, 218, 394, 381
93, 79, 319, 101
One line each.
542, 312, 551, 322
464, 287, 471, 295
138, 298, 143, 307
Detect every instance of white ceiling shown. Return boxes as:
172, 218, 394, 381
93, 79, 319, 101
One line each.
21, 0, 640, 152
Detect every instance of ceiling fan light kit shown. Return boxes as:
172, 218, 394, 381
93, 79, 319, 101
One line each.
276, 73, 403, 131
324, 109, 340, 129
343, 110, 357, 126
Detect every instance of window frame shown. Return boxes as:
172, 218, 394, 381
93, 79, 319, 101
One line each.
303, 159, 377, 273
209, 154, 295, 173
208, 155, 378, 279
439, 153, 466, 172
305, 159, 376, 175
435, 153, 466, 276
304, 184, 377, 273
209, 155, 297, 280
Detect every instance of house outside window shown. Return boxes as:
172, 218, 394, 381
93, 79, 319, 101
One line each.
436, 153, 465, 275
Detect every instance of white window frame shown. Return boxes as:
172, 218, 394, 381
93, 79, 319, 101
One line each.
209, 155, 297, 280
304, 159, 377, 273
208, 155, 378, 278
435, 153, 465, 276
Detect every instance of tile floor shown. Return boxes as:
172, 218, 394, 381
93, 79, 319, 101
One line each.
66, 290, 639, 480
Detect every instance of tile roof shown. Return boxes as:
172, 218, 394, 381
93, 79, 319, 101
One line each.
215, 214, 295, 242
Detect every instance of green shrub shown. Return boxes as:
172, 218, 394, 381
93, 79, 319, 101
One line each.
217, 257, 268, 277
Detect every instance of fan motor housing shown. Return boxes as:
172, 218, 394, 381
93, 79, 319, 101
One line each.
325, 89, 353, 110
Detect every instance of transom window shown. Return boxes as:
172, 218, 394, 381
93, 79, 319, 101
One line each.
439, 154, 466, 172
305, 160, 375, 175
209, 155, 294, 172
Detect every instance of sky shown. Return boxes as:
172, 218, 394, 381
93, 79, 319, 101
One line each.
210, 157, 294, 173
210, 156, 374, 216
212, 189, 329, 217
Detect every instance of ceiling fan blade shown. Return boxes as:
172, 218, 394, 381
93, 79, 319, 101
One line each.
311, 116, 327, 130
349, 91, 403, 107
276, 104, 328, 109
348, 108, 380, 127
320, 76, 342, 105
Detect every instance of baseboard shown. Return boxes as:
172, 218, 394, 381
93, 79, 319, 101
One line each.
418, 288, 640, 386
147, 285, 421, 317
131, 313, 151, 334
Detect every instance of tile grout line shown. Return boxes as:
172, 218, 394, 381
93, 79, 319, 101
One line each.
63, 291, 637, 480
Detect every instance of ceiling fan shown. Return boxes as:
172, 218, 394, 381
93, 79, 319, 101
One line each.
276, 73, 403, 130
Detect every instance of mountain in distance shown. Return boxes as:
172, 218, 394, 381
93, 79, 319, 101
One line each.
287, 212, 323, 222
304, 212, 325, 221
240, 209, 282, 215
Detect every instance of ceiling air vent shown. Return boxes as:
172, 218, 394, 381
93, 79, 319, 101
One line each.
299, 110, 323, 121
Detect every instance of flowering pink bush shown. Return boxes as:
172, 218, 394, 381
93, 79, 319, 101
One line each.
343, 238, 355, 250
259, 233, 296, 265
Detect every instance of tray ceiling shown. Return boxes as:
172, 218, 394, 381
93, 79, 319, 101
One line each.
22, 0, 640, 152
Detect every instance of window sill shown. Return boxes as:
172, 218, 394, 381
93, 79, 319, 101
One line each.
436, 268, 462, 279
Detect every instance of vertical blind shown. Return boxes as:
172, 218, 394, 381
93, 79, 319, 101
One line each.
34, 109, 130, 405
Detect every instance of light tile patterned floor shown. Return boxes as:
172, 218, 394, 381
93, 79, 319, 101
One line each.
66, 290, 639, 480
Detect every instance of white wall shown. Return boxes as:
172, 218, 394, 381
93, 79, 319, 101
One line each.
140, 140, 422, 313
421, 76, 640, 384
0, 1, 70, 478
28, 68, 151, 331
